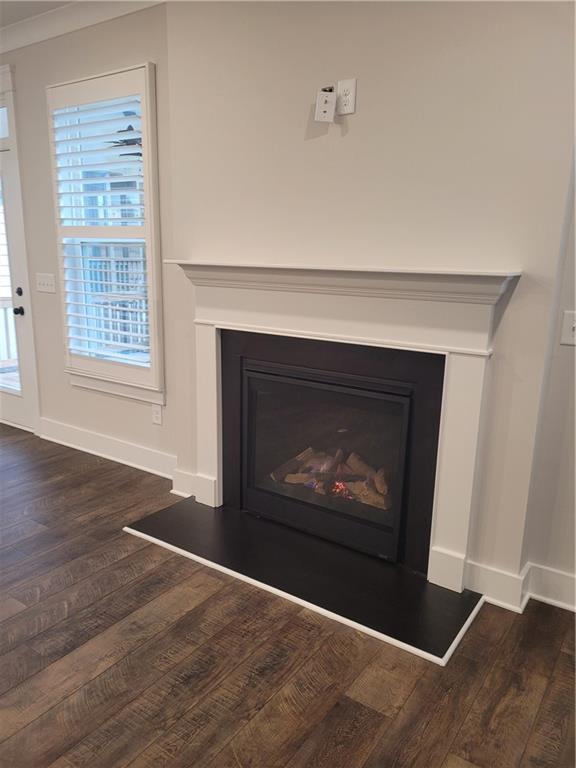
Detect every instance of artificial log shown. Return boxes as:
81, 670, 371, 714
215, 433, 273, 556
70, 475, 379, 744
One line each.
270, 446, 315, 481
347, 452, 389, 497
347, 481, 390, 510
301, 448, 343, 474
284, 472, 315, 484
374, 468, 389, 496
347, 452, 377, 479
270, 445, 391, 511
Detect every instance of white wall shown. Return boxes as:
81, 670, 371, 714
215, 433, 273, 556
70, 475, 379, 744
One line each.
524, 203, 575, 579
1, 2, 574, 603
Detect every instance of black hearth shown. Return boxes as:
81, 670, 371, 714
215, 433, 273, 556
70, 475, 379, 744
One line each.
222, 331, 445, 574
128, 329, 482, 660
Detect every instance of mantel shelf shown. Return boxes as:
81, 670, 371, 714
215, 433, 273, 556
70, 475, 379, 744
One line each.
166, 261, 521, 305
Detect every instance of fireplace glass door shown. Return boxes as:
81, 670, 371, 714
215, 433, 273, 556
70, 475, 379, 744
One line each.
242, 361, 411, 560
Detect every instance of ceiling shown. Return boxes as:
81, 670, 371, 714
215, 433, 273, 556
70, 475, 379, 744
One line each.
0, 2, 71, 28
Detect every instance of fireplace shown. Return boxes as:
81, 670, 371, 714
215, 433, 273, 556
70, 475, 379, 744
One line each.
222, 331, 445, 573
127, 263, 519, 659
164, 262, 519, 595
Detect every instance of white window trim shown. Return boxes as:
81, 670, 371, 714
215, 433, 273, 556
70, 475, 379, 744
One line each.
46, 63, 165, 403
68, 372, 165, 405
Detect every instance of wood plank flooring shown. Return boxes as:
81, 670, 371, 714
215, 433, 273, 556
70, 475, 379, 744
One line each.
0, 423, 573, 768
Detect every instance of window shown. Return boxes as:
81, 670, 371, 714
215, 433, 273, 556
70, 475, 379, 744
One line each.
47, 66, 163, 396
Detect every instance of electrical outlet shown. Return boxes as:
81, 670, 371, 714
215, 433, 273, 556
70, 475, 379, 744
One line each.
314, 88, 337, 123
560, 310, 576, 346
36, 273, 56, 293
151, 404, 163, 425
336, 78, 357, 116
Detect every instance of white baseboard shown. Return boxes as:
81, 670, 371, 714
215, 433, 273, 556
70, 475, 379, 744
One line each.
0, 417, 35, 433
483, 591, 531, 614
465, 558, 575, 613
465, 559, 529, 613
38, 416, 177, 479
427, 546, 466, 592
526, 563, 576, 612
170, 468, 196, 497
171, 468, 217, 504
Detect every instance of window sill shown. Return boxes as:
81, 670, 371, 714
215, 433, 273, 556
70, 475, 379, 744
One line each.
68, 371, 165, 405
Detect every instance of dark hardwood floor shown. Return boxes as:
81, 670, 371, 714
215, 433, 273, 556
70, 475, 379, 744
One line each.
0, 423, 573, 768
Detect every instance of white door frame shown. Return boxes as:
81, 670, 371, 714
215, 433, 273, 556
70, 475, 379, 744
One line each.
0, 65, 39, 431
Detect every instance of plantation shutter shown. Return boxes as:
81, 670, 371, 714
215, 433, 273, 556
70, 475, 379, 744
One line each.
47, 66, 163, 393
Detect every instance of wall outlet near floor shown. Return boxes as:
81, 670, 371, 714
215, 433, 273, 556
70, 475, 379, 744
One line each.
36, 272, 56, 293
560, 310, 576, 346
151, 404, 163, 425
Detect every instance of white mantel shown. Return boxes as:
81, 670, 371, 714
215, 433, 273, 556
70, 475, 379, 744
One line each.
171, 261, 520, 594
168, 261, 519, 306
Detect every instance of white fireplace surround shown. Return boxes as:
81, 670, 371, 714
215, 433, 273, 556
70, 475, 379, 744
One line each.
170, 261, 521, 594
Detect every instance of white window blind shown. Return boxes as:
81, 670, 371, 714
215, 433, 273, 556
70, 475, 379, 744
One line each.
62, 239, 150, 366
53, 95, 144, 228
47, 66, 163, 393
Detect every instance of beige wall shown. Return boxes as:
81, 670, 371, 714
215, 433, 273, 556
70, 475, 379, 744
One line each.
524, 203, 575, 575
2, 2, 574, 583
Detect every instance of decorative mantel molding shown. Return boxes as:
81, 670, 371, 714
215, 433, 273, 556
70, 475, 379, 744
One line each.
168, 261, 521, 306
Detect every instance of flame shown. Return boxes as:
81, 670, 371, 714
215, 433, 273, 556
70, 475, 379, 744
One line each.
331, 480, 354, 500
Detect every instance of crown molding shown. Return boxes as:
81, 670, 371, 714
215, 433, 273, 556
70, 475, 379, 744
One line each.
168, 261, 521, 306
0, 2, 163, 54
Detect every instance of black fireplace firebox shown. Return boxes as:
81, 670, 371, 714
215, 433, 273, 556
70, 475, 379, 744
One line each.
243, 361, 411, 560
222, 332, 445, 574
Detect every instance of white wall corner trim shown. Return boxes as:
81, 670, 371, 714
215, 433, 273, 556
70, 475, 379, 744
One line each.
0, 2, 163, 54
39, 416, 176, 479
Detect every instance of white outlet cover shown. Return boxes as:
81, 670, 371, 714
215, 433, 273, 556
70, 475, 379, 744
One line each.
151, 404, 163, 425
314, 89, 337, 123
560, 310, 576, 346
336, 78, 357, 116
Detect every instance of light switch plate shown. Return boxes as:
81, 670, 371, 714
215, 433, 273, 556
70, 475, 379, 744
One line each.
36, 273, 56, 293
560, 310, 576, 346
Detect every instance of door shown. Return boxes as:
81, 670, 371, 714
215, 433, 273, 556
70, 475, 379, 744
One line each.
0, 66, 38, 430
